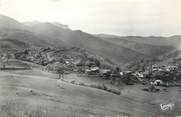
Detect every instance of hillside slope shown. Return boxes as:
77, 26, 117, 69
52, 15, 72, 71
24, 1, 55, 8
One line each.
0, 15, 67, 50
0, 67, 165, 117
30, 23, 149, 65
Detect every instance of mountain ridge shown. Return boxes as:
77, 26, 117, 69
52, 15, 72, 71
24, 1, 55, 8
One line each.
0, 14, 180, 66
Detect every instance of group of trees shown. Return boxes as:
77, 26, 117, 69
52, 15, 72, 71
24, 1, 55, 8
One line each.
145, 66, 181, 83
15, 49, 51, 66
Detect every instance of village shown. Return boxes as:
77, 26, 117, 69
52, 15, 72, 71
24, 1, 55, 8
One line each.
1, 47, 181, 95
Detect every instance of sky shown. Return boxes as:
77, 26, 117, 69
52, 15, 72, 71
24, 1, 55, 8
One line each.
0, 0, 181, 36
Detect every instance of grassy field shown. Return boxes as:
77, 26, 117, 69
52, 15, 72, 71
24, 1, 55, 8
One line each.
0, 60, 181, 117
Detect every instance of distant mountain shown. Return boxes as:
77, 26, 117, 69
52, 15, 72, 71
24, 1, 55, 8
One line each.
97, 35, 176, 57
0, 15, 67, 49
24, 21, 70, 29
116, 36, 181, 47
0, 14, 26, 30
52, 22, 69, 29
23, 21, 41, 27
95, 34, 121, 38
96, 34, 180, 47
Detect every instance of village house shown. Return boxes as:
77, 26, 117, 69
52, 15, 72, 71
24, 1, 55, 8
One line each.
133, 72, 144, 78
90, 66, 99, 72
153, 79, 163, 86
99, 69, 111, 78
84, 65, 100, 74
165, 65, 178, 71
152, 64, 164, 72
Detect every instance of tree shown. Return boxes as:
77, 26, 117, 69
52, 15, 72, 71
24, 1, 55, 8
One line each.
85, 60, 94, 68
122, 72, 135, 85
6, 53, 11, 64
94, 59, 101, 67
1, 53, 10, 69
57, 68, 65, 79
101, 63, 112, 69
54, 63, 68, 79
0, 54, 2, 69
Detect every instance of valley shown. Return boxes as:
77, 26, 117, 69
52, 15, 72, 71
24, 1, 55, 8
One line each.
1, 14, 181, 117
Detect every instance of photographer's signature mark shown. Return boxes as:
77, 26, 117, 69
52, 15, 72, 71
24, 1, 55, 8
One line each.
160, 103, 175, 111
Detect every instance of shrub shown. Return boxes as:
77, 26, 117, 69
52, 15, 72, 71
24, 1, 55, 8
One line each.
89, 84, 120, 95
71, 80, 75, 84
78, 82, 86, 86
107, 88, 121, 95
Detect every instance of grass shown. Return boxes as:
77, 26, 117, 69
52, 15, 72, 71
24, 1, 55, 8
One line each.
78, 83, 120, 95
0, 101, 80, 117
64, 74, 121, 95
